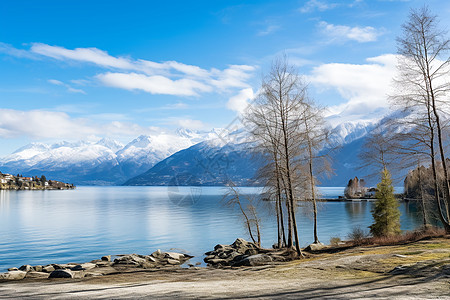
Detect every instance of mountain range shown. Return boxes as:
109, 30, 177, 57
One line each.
0, 118, 407, 187
0, 130, 207, 185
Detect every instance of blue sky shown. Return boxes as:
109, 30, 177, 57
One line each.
0, 0, 449, 156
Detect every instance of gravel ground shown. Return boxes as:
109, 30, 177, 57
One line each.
0, 238, 449, 299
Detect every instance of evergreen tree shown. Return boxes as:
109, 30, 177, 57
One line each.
369, 168, 401, 237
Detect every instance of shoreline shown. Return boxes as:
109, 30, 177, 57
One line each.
0, 236, 448, 299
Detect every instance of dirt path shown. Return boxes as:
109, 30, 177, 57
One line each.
1, 238, 449, 299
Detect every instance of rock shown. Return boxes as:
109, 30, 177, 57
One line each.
147, 256, 157, 262
151, 249, 162, 258
49, 269, 73, 278
164, 252, 184, 260
245, 249, 259, 256
95, 261, 111, 267
166, 258, 180, 265
204, 255, 216, 261
140, 262, 158, 269
72, 271, 86, 279
232, 238, 251, 253
233, 254, 273, 267
43, 265, 55, 273
114, 254, 149, 266
52, 264, 69, 270
195, 262, 201, 266
305, 242, 326, 252
19, 265, 33, 272
81, 263, 96, 270
7, 267, 18, 271
101, 255, 111, 262
25, 271, 49, 279
207, 258, 228, 265
232, 254, 247, 262
214, 244, 231, 251
34, 265, 43, 272
71, 265, 85, 271
0, 271, 27, 280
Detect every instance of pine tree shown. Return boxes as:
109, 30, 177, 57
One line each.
369, 168, 401, 237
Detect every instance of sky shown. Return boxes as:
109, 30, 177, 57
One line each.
1, 0, 449, 156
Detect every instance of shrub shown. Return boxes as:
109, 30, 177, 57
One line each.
329, 237, 341, 246
348, 226, 368, 245
369, 226, 445, 245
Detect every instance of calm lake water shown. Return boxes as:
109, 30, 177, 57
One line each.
0, 186, 422, 271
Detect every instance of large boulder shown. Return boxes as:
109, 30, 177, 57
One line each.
205, 238, 263, 267
164, 252, 184, 260
0, 271, 27, 280
19, 265, 33, 272
233, 254, 273, 267
49, 269, 73, 278
43, 265, 55, 273
33, 265, 43, 272
114, 254, 147, 266
304, 242, 327, 252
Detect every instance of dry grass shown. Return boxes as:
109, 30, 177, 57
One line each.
346, 226, 447, 247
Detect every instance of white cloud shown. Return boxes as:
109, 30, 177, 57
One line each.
96, 72, 211, 96
48, 79, 64, 86
24, 43, 255, 95
31, 43, 136, 70
309, 54, 398, 125
0, 109, 153, 140
0, 109, 93, 139
227, 88, 254, 113
319, 21, 382, 43
210, 65, 255, 89
257, 25, 281, 36
48, 79, 86, 94
300, 0, 337, 13
0, 42, 38, 59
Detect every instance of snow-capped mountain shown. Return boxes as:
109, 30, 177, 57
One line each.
329, 120, 377, 146
124, 114, 415, 187
0, 117, 388, 186
124, 133, 260, 186
0, 129, 221, 185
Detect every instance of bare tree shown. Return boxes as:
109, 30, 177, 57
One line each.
247, 100, 287, 248
393, 6, 450, 232
245, 56, 308, 256
299, 99, 332, 245
224, 183, 261, 247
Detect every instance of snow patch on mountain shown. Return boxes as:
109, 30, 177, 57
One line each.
330, 120, 377, 146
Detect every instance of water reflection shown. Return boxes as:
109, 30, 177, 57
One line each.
344, 201, 367, 217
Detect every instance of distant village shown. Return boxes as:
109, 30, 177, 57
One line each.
0, 172, 75, 190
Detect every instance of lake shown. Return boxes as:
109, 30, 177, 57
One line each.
0, 186, 422, 271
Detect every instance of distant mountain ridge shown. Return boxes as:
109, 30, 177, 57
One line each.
0, 118, 400, 187
124, 119, 394, 187
124, 130, 261, 186
0, 130, 212, 185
